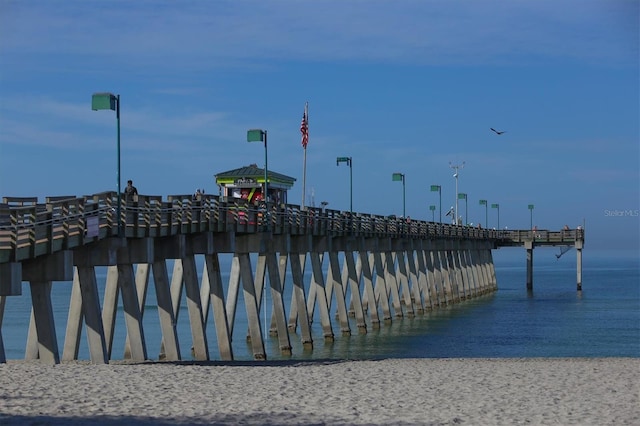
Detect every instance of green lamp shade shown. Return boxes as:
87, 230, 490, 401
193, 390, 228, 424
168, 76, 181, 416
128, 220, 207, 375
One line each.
247, 129, 265, 142
92, 93, 116, 111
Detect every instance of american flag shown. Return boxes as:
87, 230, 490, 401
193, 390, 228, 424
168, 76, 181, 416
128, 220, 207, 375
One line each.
300, 109, 309, 149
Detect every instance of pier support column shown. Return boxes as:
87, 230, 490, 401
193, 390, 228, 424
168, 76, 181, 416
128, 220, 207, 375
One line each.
28, 281, 59, 364
435, 250, 449, 305
310, 252, 335, 340
487, 249, 498, 290
77, 266, 109, 364
576, 240, 583, 291
371, 253, 392, 321
290, 253, 313, 347
238, 253, 266, 360
525, 241, 534, 290
266, 253, 293, 353
0, 263, 21, 296
422, 250, 437, 308
152, 260, 181, 361
345, 251, 366, 330
407, 249, 426, 312
359, 252, 380, 326
0, 296, 6, 363
327, 251, 350, 334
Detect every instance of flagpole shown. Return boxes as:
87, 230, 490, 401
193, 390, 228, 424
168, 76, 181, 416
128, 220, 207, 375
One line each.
301, 102, 308, 209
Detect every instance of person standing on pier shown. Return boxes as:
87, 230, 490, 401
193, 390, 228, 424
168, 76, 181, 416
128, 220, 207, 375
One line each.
124, 179, 139, 225
125, 179, 138, 201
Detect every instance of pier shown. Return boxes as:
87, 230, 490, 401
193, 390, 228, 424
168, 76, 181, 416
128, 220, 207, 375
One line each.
0, 192, 584, 364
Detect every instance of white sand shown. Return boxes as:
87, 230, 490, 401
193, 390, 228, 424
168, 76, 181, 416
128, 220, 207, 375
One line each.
0, 358, 638, 425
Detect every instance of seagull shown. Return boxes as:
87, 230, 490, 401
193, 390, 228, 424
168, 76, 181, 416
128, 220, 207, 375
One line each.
490, 128, 506, 135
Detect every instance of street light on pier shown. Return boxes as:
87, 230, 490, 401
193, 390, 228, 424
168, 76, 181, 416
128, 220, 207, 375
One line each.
449, 161, 465, 225
491, 203, 500, 229
247, 129, 268, 225
458, 193, 467, 225
528, 204, 535, 230
479, 199, 488, 229
392, 172, 406, 218
92, 92, 121, 236
429, 204, 436, 222
430, 185, 442, 223
336, 157, 353, 215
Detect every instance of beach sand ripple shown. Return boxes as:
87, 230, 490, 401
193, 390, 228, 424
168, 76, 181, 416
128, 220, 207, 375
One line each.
0, 358, 638, 425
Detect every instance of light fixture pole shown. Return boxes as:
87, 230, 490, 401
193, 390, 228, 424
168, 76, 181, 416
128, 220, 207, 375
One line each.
92, 92, 121, 236
491, 203, 500, 229
430, 185, 442, 223
429, 205, 436, 222
247, 128, 269, 335
336, 157, 352, 215
458, 193, 467, 225
479, 199, 488, 228
392, 173, 405, 217
247, 129, 268, 225
449, 161, 465, 225
528, 204, 535, 229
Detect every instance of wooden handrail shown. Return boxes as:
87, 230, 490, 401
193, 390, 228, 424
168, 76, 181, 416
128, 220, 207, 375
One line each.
0, 191, 584, 263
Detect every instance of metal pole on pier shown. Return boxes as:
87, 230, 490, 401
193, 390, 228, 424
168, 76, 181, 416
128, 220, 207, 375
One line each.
92, 92, 122, 236
450, 161, 464, 225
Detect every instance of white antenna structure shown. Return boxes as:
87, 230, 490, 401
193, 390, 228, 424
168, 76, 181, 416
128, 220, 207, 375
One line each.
449, 161, 465, 224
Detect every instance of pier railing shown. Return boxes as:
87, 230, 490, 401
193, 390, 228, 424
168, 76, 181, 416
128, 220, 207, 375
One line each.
0, 191, 534, 263
497, 229, 585, 246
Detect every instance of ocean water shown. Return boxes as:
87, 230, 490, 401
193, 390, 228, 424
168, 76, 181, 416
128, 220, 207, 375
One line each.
1, 247, 638, 361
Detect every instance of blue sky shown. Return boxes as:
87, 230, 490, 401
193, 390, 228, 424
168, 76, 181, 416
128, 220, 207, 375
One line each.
1, 0, 638, 251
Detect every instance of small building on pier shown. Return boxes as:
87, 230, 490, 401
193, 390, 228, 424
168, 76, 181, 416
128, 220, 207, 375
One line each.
214, 164, 296, 205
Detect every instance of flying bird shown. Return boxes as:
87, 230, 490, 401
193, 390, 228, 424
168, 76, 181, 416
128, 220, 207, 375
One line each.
490, 128, 506, 135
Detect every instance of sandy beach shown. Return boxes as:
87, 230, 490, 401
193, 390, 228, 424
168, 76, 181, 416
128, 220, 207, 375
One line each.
0, 358, 638, 425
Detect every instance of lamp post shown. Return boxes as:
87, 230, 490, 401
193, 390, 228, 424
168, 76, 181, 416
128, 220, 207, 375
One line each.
449, 161, 465, 225
479, 199, 488, 228
458, 193, 467, 225
429, 205, 436, 222
430, 184, 442, 223
491, 203, 500, 229
528, 204, 535, 229
247, 129, 268, 225
392, 173, 405, 217
247, 128, 269, 334
336, 157, 353, 215
92, 92, 121, 236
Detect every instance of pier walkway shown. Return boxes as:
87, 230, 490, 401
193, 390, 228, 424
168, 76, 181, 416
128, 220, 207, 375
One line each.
0, 192, 584, 364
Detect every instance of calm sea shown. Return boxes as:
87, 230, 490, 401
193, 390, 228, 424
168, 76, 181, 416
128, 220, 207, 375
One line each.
1, 247, 638, 361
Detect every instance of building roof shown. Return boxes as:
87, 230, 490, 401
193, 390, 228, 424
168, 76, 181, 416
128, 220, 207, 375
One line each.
215, 164, 296, 187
